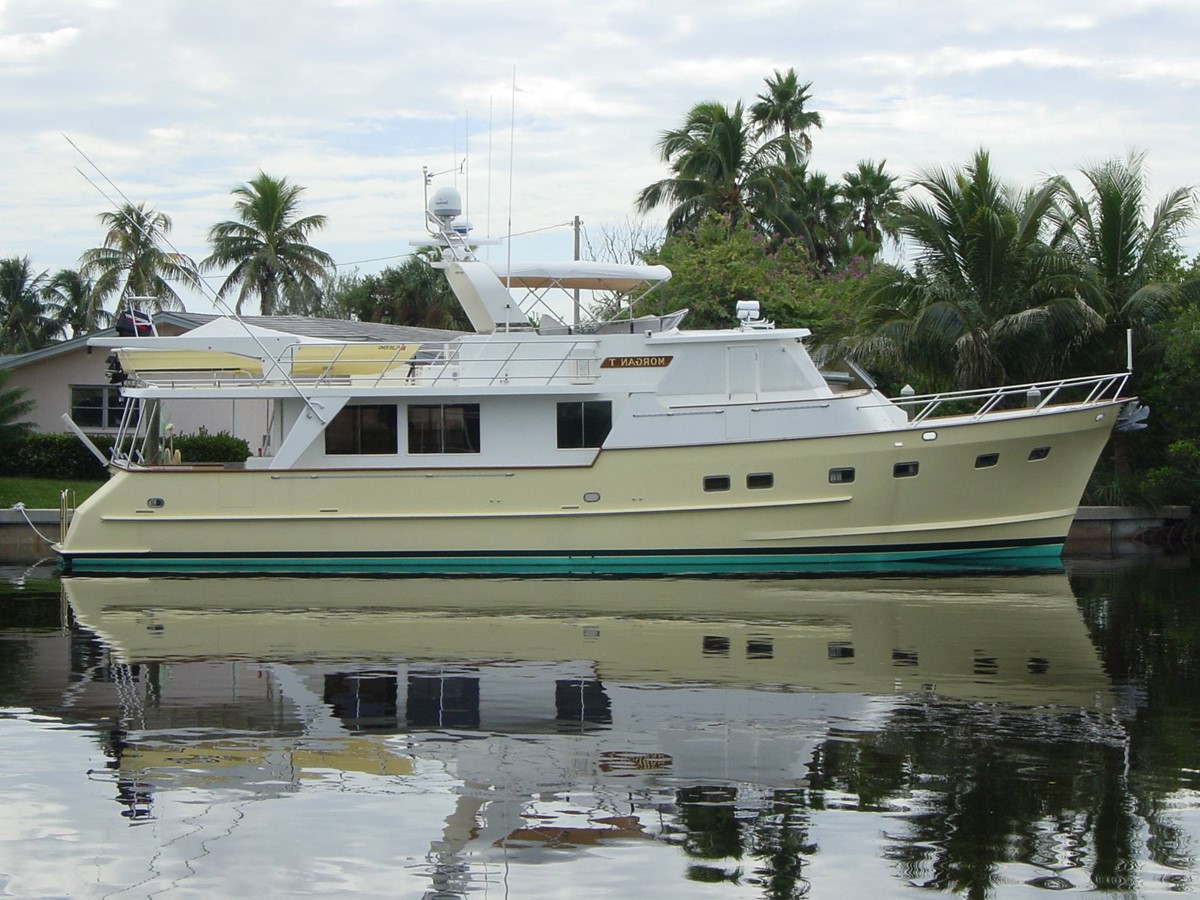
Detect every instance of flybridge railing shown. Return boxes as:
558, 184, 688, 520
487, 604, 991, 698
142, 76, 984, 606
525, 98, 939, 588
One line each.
883, 372, 1131, 424
116, 337, 607, 391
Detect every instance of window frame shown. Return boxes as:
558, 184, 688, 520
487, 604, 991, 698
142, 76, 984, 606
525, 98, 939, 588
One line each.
69, 384, 127, 431
407, 403, 481, 455
325, 403, 399, 455
556, 400, 613, 449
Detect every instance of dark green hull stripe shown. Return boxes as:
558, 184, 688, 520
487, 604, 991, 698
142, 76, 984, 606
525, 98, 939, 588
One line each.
58, 538, 1065, 575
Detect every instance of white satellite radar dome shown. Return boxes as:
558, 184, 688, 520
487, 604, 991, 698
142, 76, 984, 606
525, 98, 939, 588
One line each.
429, 186, 463, 222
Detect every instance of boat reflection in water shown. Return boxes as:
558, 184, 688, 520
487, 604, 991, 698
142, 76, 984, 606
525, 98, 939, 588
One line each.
57, 572, 1121, 897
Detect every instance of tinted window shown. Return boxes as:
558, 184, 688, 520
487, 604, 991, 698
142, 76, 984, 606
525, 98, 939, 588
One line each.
408, 404, 480, 454
557, 400, 613, 449
326, 404, 398, 454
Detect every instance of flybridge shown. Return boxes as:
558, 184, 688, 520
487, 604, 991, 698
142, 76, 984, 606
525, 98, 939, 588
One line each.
420, 184, 672, 334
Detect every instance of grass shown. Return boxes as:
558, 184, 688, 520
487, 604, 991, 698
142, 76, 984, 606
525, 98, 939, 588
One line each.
0, 477, 104, 510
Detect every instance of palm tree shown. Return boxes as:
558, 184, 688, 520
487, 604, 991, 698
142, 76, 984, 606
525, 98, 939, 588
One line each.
0, 256, 61, 354
0, 368, 34, 446
349, 254, 471, 330
769, 165, 854, 271
749, 69, 823, 157
839, 150, 1098, 390
636, 101, 793, 232
202, 172, 335, 316
44, 268, 111, 337
1049, 150, 1197, 376
841, 160, 903, 247
80, 203, 199, 313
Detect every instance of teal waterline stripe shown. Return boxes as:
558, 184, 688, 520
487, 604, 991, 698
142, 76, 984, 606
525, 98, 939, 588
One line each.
61, 542, 1065, 575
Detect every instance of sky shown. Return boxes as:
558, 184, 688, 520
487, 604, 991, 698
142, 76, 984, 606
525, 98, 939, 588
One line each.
1, 0, 1198, 315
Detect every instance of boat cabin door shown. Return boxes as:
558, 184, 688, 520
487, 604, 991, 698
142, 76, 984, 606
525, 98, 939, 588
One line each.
726, 346, 760, 401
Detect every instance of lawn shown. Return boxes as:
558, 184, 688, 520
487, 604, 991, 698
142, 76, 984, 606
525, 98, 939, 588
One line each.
0, 478, 103, 510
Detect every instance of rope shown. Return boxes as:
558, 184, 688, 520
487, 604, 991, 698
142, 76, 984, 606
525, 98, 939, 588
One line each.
9, 503, 57, 544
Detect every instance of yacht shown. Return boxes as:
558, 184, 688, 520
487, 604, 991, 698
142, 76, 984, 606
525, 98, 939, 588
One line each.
54, 186, 1132, 573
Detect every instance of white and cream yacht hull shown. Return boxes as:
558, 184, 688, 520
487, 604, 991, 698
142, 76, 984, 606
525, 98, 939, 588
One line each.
56, 402, 1118, 574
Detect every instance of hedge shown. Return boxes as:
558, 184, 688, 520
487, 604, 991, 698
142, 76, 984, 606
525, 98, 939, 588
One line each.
0, 430, 251, 480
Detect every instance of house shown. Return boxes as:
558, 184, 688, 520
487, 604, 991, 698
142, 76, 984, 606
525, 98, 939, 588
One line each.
0, 312, 461, 452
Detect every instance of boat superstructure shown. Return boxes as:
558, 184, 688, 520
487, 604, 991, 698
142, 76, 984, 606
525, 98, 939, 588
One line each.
54, 186, 1132, 573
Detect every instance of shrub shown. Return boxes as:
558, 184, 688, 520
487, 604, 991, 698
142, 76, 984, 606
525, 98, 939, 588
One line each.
173, 429, 251, 464
0, 433, 114, 480
0, 429, 250, 479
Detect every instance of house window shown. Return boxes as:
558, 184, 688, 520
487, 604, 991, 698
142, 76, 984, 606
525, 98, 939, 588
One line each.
557, 400, 612, 449
70, 385, 126, 430
703, 475, 731, 492
894, 461, 919, 478
408, 404, 480, 454
746, 472, 774, 490
326, 404, 398, 454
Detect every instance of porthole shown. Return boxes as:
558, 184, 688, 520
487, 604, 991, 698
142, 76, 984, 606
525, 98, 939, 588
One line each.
975, 453, 999, 469
746, 472, 774, 490
893, 461, 919, 478
828, 641, 855, 659
1028, 446, 1051, 461
583, 491, 601, 503
146, 497, 165, 508
829, 467, 856, 484
746, 639, 774, 660
922, 431, 938, 442
703, 475, 731, 492
703, 636, 731, 656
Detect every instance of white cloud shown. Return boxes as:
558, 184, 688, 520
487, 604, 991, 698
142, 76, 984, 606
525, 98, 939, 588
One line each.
0, 0, 1196, 307
0, 25, 77, 70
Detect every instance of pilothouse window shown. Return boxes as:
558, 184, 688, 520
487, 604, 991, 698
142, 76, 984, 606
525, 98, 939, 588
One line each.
326, 404, 398, 455
408, 404, 480, 454
557, 401, 612, 449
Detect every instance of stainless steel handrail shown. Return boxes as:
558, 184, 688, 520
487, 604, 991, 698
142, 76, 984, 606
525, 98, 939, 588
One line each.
885, 372, 1131, 424
120, 338, 605, 391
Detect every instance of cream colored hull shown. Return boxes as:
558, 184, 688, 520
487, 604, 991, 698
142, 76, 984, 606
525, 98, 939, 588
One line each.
57, 403, 1118, 573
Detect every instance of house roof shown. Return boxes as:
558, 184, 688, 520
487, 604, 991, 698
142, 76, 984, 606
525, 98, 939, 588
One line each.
0, 313, 464, 371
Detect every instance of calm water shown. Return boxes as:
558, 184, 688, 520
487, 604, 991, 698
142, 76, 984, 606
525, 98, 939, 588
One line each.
1, 558, 1199, 898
